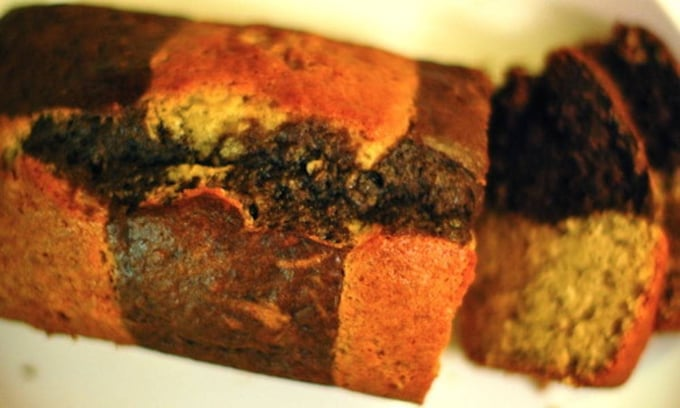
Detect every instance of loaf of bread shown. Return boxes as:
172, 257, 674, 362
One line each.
0, 5, 492, 403
459, 25, 672, 386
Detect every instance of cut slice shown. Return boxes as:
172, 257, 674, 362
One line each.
459, 34, 670, 385
582, 25, 680, 330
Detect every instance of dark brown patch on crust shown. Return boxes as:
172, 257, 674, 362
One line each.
22, 111, 481, 243
583, 25, 680, 171
107, 193, 346, 383
486, 51, 652, 222
23, 112, 193, 206
360, 139, 480, 242
0, 5, 182, 115
658, 269, 680, 329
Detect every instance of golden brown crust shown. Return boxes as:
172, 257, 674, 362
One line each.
334, 233, 475, 402
146, 22, 418, 158
588, 231, 669, 385
0, 156, 132, 344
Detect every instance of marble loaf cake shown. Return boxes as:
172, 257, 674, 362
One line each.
0, 5, 492, 403
459, 24, 675, 386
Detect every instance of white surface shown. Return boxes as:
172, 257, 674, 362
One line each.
1, 320, 680, 408
1, 0, 679, 407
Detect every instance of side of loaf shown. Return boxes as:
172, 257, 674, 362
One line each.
0, 5, 492, 403
459, 25, 673, 385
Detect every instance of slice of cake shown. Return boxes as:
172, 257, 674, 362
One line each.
581, 25, 680, 330
459, 26, 671, 385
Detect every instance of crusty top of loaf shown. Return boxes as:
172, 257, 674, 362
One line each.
0, 4, 491, 174
143, 21, 418, 168
0, 4, 492, 244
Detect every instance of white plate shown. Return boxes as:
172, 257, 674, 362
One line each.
1, 1, 679, 407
